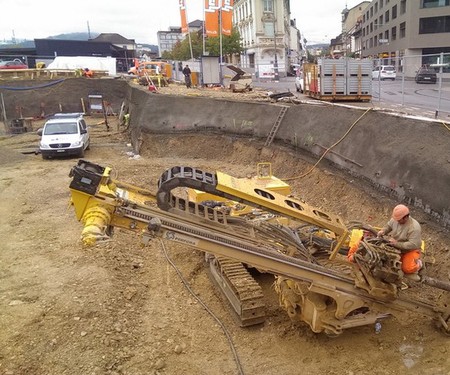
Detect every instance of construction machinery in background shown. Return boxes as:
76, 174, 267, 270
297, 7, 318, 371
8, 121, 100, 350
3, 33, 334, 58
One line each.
226, 65, 252, 93
68, 160, 450, 336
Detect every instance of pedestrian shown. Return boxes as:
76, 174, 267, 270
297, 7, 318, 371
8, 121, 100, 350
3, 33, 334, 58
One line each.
377, 204, 423, 281
182, 64, 192, 88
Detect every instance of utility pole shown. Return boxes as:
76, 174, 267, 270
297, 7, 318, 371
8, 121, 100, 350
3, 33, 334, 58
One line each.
219, 6, 224, 86
273, 21, 280, 82
273, 18, 279, 82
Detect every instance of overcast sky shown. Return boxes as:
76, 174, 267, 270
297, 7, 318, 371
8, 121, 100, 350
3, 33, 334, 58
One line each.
0, 0, 363, 45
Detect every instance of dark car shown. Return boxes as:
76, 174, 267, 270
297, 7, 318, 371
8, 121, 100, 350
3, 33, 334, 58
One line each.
0, 59, 28, 69
415, 67, 437, 84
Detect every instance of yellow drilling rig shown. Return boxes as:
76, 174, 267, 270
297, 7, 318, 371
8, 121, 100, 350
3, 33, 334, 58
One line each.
68, 160, 450, 336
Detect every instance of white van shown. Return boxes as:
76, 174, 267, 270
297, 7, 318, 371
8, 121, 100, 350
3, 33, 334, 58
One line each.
37, 113, 90, 159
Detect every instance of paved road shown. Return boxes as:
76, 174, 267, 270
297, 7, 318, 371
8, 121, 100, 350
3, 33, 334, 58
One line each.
252, 76, 450, 121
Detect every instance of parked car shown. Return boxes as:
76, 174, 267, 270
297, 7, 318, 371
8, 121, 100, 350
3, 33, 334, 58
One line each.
371, 65, 396, 80
0, 59, 28, 69
37, 113, 90, 159
415, 66, 437, 83
295, 72, 304, 93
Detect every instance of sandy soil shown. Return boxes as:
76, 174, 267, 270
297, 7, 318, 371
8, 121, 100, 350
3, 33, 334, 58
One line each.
0, 114, 449, 375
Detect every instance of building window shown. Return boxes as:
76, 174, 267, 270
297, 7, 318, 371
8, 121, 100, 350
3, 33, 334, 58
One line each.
263, 0, 273, 12
370, 22, 373, 32
422, 0, 450, 7
380, 0, 384, 8
400, 0, 406, 14
264, 21, 275, 36
400, 21, 406, 38
385, 10, 390, 22
419, 16, 450, 33
392, 5, 397, 19
391, 26, 397, 40
375, 2, 378, 13
384, 30, 389, 39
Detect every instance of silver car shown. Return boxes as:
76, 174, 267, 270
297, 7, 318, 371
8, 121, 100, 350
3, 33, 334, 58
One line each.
372, 65, 396, 80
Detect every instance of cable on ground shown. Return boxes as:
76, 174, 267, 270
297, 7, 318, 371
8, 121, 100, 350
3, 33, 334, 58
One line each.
440, 120, 450, 132
283, 107, 372, 181
158, 238, 245, 375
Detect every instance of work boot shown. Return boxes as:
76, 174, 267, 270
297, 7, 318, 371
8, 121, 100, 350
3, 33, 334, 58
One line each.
404, 273, 421, 282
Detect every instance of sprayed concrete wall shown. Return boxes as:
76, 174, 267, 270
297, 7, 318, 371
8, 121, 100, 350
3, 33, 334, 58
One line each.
130, 93, 450, 228
1, 79, 448, 227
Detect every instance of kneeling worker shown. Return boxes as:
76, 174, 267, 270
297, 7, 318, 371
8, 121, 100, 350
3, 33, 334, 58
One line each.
377, 204, 423, 281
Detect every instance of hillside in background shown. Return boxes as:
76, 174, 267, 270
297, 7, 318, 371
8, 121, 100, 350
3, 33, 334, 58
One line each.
47, 32, 100, 40
1, 32, 157, 52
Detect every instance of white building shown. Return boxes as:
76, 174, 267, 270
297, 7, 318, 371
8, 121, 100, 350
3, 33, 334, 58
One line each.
234, 0, 300, 77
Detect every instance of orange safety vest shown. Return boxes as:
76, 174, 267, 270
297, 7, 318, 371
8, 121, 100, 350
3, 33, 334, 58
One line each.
401, 250, 421, 274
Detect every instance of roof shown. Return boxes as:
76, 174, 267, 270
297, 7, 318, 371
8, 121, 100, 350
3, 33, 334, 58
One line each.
90, 33, 135, 44
34, 39, 123, 57
189, 19, 204, 28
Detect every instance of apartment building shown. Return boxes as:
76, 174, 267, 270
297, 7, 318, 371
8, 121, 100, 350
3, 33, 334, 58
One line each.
341, 2, 371, 57
234, 0, 296, 76
360, 0, 450, 76
157, 20, 203, 57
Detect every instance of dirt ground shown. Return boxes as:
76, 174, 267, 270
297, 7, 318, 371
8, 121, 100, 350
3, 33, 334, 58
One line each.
0, 100, 449, 375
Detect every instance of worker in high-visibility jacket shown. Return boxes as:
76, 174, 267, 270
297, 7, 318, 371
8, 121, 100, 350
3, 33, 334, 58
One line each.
83, 68, 93, 78
377, 204, 423, 281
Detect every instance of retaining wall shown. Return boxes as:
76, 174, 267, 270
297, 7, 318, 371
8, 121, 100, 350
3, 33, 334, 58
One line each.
130, 93, 449, 228
1, 79, 448, 227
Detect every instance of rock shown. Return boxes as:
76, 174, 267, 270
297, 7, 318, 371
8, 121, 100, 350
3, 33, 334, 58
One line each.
154, 359, 165, 370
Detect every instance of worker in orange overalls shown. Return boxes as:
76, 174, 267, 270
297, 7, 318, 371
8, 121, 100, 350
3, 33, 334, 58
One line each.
377, 204, 423, 281
83, 68, 93, 78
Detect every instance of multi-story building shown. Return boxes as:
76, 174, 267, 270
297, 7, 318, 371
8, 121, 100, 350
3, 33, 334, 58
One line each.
157, 20, 203, 57
289, 19, 303, 68
360, 0, 450, 77
341, 2, 371, 57
234, 0, 297, 76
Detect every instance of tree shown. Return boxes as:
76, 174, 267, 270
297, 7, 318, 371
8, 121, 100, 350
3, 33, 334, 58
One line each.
205, 28, 243, 62
166, 28, 243, 61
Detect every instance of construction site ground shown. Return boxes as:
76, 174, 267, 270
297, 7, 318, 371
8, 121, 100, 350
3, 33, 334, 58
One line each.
0, 82, 449, 375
